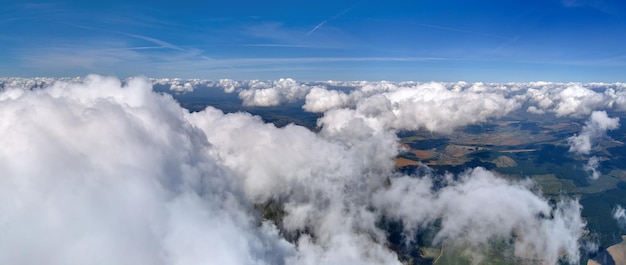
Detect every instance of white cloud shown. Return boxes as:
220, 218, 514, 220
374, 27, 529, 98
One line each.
0, 77, 71, 90
553, 85, 609, 117
568, 110, 620, 155
523, 83, 626, 117
583, 156, 601, 180
302, 87, 349, 113
0, 75, 590, 265
373, 168, 584, 264
219, 79, 241, 93
169, 81, 194, 93
238, 78, 313, 107
567, 111, 619, 180
285, 81, 626, 129
314, 82, 520, 133
387, 83, 520, 133
0, 75, 293, 265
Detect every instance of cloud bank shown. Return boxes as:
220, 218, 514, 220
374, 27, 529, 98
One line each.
0, 76, 591, 264
0, 75, 293, 265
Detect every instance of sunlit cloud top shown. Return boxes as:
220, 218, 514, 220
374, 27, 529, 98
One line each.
2, 0, 626, 81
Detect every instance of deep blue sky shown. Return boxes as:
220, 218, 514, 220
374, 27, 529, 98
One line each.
2, 0, 626, 82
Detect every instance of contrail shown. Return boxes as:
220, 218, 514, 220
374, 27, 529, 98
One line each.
125, 33, 189, 52
307, 4, 356, 36
307, 20, 328, 36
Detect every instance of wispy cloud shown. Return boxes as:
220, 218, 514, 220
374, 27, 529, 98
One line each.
19, 42, 143, 70
21, 39, 429, 76
236, 43, 336, 49
123, 33, 193, 53
409, 22, 510, 39
1, 2, 68, 25
307, 4, 357, 36
242, 22, 353, 50
491, 35, 522, 53
561, 0, 617, 14
216, 56, 453, 65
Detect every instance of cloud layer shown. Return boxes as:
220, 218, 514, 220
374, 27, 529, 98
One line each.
0, 75, 293, 265
0, 76, 596, 264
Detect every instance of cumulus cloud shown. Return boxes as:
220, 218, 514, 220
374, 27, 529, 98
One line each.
238, 78, 314, 107
302, 87, 349, 112
150, 78, 219, 94
169, 81, 194, 93
219, 79, 241, 93
0, 77, 77, 90
0, 75, 293, 265
315, 82, 520, 134
305, 80, 626, 133
386, 83, 520, 132
552, 85, 609, 117
523, 83, 626, 117
187, 106, 403, 264
567, 111, 619, 179
189, 83, 583, 264
300, 81, 626, 127
568, 110, 620, 155
373, 168, 584, 264
0, 75, 587, 265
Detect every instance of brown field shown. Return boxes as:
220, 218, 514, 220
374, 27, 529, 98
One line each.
500, 149, 537, 153
588, 236, 626, 265
394, 157, 420, 167
444, 144, 483, 157
606, 236, 626, 265
412, 150, 435, 159
542, 122, 578, 131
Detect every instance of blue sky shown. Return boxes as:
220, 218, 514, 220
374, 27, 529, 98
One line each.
2, 0, 626, 82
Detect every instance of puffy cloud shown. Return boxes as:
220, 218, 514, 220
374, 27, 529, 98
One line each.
552, 85, 609, 117
238, 78, 314, 107
523, 83, 626, 117
567, 111, 619, 180
302, 87, 349, 113
315, 82, 521, 134
187, 106, 402, 264
300, 81, 626, 129
568, 111, 620, 155
0, 77, 77, 90
169, 81, 194, 93
0, 75, 292, 265
386, 83, 520, 133
0, 75, 588, 265
190, 98, 583, 264
239, 87, 283, 106
373, 168, 584, 264
219, 79, 241, 93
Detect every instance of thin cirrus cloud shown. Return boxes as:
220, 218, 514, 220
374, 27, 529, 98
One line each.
306, 4, 357, 36
3, 0, 626, 81
17, 38, 458, 78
